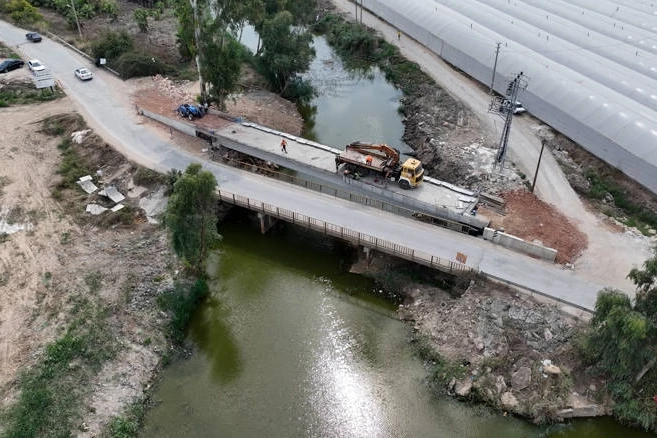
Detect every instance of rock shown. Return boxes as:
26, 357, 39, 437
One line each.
454, 378, 473, 397
571, 404, 607, 417
511, 366, 532, 390
543, 327, 553, 341
500, 391, 519, 409
543, 364, 561, 375
555, 408, 574, 419
494, 375, 507, 396
476, 342, 485, 352
447, 377, 456, 392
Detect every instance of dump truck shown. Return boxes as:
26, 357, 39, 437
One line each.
335, 141, 424, 189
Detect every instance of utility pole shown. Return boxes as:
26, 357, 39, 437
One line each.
490, 42, 501, 95
488, 71, 527, 170
531, 139, 546, 193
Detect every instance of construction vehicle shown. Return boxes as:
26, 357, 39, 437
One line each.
335, 141, 424, 189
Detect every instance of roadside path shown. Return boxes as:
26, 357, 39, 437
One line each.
329, 0, 654, 294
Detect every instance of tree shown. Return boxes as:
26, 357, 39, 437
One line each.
582, 251, 657, 431
257, 10, 314, 96
165, 163, 221, 273
200, 33, 243, 110
628, 251, 657, 323
173, 0, 261, 102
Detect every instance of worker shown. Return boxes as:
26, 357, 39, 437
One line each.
365, 155, 373, 165
397, 30, 401, 41
280, 138, 288, 153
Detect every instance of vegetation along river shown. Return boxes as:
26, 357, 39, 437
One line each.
142, 26, 653, 438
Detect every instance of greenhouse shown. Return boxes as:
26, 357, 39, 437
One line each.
362, 0, 657, 193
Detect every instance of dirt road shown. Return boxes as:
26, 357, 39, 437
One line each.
329, 0, 654, 294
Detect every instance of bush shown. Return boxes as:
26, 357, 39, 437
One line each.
133, 8, 148, 32
90, 31, 134, 63
157, 279, 209, 344
112, 51, 172, 79
2, 0, 43, 25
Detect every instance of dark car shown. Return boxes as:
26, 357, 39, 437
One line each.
0, 59, 25, 73
176, 103, 204, 120
26, 32, 42, 42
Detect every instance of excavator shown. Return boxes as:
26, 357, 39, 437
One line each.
335, 141, 424, 189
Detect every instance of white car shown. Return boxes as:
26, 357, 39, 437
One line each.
74, 67, 93, 81
27, 59, 45, 72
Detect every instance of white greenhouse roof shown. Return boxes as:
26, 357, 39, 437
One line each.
365, 0, 657, 193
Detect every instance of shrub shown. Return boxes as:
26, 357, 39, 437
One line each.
3, 0, 43, 25
112, 51, 171, 79
157, 279, 209, 344
133, 8, 148, 32
90, 30, 134, 63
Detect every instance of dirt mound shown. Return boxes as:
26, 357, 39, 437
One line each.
482, 190, 588, 264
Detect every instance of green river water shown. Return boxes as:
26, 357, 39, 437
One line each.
141, 211, 654, 437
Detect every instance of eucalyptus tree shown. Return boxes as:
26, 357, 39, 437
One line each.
174, 0, 262, 107
257, 10, 314, 96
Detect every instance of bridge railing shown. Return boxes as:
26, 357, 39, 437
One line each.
218, 189, 472, 275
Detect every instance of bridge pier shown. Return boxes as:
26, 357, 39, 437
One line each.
258, 212, 277, 234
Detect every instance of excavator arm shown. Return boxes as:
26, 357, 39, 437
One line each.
345, 141, 400, 166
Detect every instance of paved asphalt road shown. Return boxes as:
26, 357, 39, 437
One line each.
0, 20, 608, 311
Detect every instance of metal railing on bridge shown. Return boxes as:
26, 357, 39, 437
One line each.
217, 189, 473, 275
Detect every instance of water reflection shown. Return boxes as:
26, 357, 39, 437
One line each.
237, 25, 407, 150
301, 37, 407, 150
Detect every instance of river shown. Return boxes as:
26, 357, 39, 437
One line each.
141, 27, 653, 438
142, 211, 654, 437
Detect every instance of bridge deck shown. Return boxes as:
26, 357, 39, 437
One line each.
211, 119, 480, 216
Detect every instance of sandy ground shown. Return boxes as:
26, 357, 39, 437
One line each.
0, 93, 182, 436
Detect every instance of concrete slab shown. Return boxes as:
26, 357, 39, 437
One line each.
85, 203, 107, 215
77, 175, 98, 194
99, 186, 125, 203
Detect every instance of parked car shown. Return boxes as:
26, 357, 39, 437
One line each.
499, 99, 526, 115
74, 67, 93, 81
25, 32, 42, 42
0, 59, 25, 73
176, 103, 204, 120
27, 59, 45, 72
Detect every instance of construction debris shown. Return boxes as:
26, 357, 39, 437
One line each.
85, 204, 108, 215
99, 186, 126, 203
77, 175, 98, 194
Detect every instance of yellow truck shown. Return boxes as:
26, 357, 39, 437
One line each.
335, 141, 424, 189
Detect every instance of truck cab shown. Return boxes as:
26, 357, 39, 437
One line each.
398, 158, 423, 189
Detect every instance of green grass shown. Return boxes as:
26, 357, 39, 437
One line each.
0, 88, 65, 107
0, 300, 116, 438
585, 169, 657, 234
54, 138, 91, 190
103, 397, 149, 438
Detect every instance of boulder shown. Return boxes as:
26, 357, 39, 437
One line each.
454, 378, 473, 397
543, 364, 561, 375
494, 375, 507, 396
500, 391, 519, 409
511, 366, 532, 390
